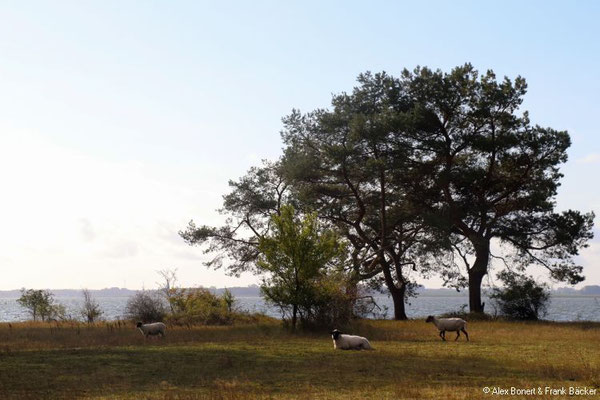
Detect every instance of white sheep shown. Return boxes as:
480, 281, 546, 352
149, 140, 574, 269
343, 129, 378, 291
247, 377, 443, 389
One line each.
425, 315, 469, 341
136, 321, 166, 338
330, 329, 374, 350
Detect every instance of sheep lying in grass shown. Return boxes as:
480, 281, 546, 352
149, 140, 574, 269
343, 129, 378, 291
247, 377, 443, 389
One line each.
425, 315, 469, 341
330, 329, 373, 350
136, 322, 166, 338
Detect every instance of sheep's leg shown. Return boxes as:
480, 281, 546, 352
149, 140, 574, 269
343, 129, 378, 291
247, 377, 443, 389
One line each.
439, 330, 446, 341
461, 328, 469, 341
455, 331, 460, 341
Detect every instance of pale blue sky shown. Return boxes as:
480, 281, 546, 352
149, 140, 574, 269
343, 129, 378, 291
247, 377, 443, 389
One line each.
1, 1, 599, 289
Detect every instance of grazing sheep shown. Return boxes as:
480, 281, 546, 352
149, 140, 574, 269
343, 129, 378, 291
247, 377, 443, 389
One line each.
136, 321, 166, 338
330, 329, 373, 350
425, 315, 469, 341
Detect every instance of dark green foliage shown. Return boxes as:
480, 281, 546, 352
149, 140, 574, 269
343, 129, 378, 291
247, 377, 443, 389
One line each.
125, 291, 167, 323
397, 64, 594, 312
17, 289, 66, 322
490, 271, 550, 320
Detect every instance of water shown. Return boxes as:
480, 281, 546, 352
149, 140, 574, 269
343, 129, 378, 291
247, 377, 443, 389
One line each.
0, 296, 132, 322
1, 295, 599, 322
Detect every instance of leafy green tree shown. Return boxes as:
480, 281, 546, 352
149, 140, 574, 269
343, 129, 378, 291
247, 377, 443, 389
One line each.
401, 64, 594, 312
279, 72, 441, 319
179, 137, 433, 322
181, 64, 594, 318
179, 162, 384, 320
17, 289, 66, 321
490, 271, 550, 320
258, 205, 345, 331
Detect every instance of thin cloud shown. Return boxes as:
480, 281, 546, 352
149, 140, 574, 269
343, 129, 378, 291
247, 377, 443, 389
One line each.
101, 240, 140, 259
577, 153, 600, 164
78, 218, 96, 242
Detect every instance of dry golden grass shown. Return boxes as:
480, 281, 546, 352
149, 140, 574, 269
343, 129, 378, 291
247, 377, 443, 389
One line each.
0, 319, 598, 399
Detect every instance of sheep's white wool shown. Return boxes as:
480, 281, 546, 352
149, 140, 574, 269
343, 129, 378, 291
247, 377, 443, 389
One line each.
426, 316, 469, 341
431, 317, 466, 331
137, 322, 166, 337
331, 330, 373, 350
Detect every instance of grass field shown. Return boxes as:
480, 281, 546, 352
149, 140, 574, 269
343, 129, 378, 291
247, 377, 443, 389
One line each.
0, 319, 598, 399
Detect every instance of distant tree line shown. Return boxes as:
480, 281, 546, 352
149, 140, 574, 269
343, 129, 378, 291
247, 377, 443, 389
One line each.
181, 64, 594, 321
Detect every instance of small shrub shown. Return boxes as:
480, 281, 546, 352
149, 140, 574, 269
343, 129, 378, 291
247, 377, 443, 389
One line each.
490, 271, 550, 320
125, 290, 167, 323
277, 274, 374, 331
222, 288, 236, 313
80, 289, 103, 323
303, 274, 355, 329
166, 287, 241, 325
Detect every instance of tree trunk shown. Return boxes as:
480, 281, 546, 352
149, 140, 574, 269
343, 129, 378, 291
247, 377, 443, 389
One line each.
379, 258, 408, 320
291, 304, 298, 332
390, 284, 408, 320
468, 270, 486, 313
468, 239, 490, 313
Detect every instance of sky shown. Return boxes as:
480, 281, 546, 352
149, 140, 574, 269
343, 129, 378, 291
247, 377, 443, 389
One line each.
0, 1, 599, 290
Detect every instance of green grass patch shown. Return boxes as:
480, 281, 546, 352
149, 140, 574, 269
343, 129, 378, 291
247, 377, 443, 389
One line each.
0, 320, 598, 399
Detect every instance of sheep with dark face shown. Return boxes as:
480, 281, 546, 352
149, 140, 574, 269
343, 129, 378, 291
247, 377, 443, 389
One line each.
425, 315, 469, 341
330, 329, 373, 350
136, 322, 166, 338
